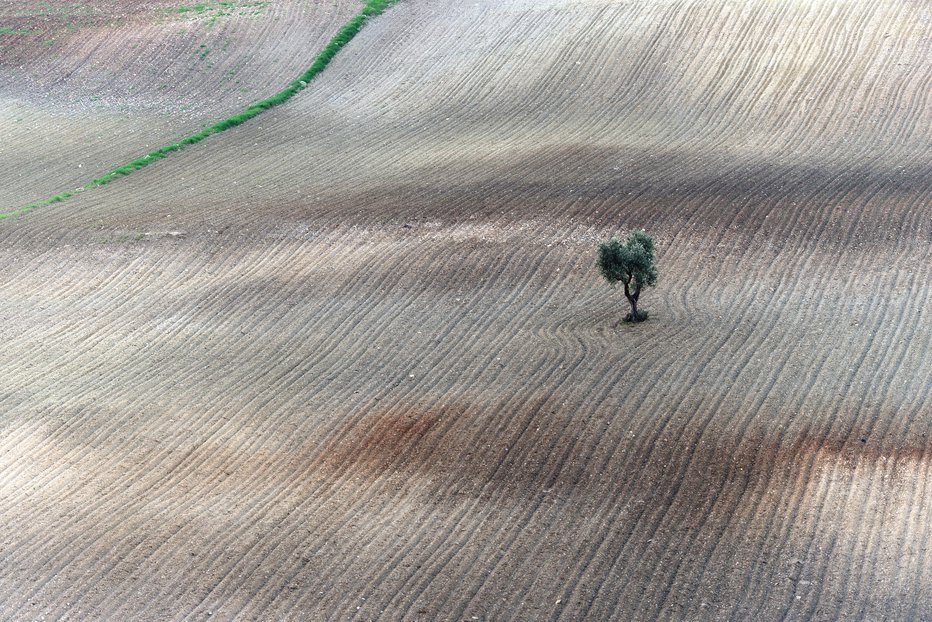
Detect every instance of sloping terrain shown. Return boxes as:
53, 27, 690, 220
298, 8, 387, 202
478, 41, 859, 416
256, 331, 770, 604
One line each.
0, 0, 930, 619
0, 0, 359, 210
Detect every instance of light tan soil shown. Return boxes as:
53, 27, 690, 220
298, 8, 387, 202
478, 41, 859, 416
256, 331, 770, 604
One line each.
0, 0, 930, 619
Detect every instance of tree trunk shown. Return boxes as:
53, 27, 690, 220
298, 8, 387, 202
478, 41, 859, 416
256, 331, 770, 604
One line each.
623, 281, 642, 322
627, 297, 639, 321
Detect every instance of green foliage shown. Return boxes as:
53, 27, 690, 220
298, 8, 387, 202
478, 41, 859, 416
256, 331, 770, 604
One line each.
3, 0, 400, 218
176, 3, 210, 13
171, 1, 268, 17
596, 230, 658, 289
597, 230, 657, 323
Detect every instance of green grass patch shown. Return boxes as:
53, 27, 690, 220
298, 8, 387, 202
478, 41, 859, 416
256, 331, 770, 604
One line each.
0, 26, 34, 34
168, 0, 269, 19
176, 3, 210, 13
1, 0, 400, 219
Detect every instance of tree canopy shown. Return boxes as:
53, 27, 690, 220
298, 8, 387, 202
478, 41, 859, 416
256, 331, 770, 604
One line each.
596, 230, 657, 322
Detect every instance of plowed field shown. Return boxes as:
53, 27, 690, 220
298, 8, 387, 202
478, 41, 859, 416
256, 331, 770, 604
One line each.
1, 0, 930, 619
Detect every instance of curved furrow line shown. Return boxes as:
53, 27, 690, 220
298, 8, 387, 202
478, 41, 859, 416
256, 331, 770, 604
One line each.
612, 293, 814, 614
3, 233, 430, 608
750, 279, 897, 618
802, 270, 927, 618
570, 244, 828, 617
0, 260, 151, 408
880, 398, 932, 622
894, 178, 932, 252
455, 328, 710, 618
228, 245, 584, 600
93, 380, 442, 613
0, 239, 364, 596
171, 240, 560, 620
0, 247, 209, 491
342, 0, 462, 103
735, 296, 907, 610
742, 173, 871, 261
28, 26, 127, 93
0, 336, 326, 604
544, 324, 760, 614
278, 254, 592, 611
0, 239, 275, 492
705, 115, 913, 257
310, 388, 543, 612
676, 246, 888, 608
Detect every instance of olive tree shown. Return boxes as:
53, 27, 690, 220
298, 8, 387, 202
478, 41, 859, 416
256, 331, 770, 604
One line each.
596, 230, 657, 323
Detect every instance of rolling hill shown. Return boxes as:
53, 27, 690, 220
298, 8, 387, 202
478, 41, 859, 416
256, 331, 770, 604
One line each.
0, 0, 930, 618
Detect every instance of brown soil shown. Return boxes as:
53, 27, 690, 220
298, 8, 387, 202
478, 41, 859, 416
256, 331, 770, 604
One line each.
0, 0, 930, 619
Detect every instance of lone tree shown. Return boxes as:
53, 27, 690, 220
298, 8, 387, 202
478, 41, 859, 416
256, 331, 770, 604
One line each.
596, 230, 657, 323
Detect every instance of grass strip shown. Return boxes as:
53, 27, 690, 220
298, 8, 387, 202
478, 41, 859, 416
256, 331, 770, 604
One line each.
2, 0, 399, 220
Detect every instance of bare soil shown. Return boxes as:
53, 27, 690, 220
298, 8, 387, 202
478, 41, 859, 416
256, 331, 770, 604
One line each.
0, 0, 359, 209
0, 0, 930, 619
